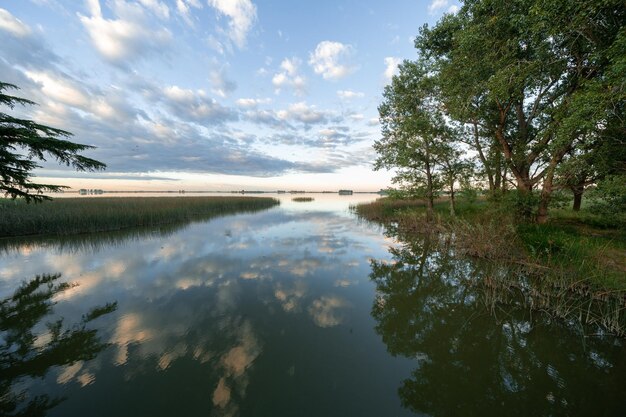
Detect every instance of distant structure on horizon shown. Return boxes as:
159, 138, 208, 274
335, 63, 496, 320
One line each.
338, 189, 353, 195
79, 189, 104, 195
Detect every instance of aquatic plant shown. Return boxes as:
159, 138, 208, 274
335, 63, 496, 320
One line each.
0, 197, 279, 237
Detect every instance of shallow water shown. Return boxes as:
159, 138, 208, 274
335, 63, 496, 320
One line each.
1, 194, 624, 416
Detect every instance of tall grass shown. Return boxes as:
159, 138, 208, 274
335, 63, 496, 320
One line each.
353, 197, 626, 291
292, 197, 314, 202
0, 197, 279, 237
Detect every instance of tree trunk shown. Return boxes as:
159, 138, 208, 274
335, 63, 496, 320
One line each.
572, 186, 584, 211
537, 151, 566, 224
538, 144, 572, 223
449, 184, 456, 217
425, 164, 434, 220
449, 178, 456, 217
425, 143, 434, 221
493, 148, 502, 195
536, 187, 551, 224
472, 122, 494, 193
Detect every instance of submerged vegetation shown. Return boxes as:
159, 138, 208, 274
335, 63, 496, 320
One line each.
0, 197, 279, 238
292, 197, 314, 202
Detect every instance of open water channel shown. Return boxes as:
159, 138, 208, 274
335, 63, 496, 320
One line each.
1, 194, 624, 416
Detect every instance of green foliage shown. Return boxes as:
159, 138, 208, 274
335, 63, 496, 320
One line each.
460, 184, 478, 205
407, 0, 626, 222
588, 175, 626, 226
374, 61, 472, 215
498, 190, 540, 221
0, 82, 106, 203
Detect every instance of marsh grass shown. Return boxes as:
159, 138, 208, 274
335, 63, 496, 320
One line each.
478, 271, 626, 336
292, 197, 314, 202
353, 197, 626, 291
0, 197, 279, 238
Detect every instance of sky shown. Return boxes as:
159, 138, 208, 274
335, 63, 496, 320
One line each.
0, 0, 459, 191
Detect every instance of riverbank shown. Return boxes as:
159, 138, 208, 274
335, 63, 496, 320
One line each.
353, 197, 626, 291
0, 197, 280, 237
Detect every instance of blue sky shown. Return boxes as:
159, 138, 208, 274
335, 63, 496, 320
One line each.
0, 0, 459, 191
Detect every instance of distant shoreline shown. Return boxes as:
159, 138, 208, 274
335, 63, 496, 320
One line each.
54, 190, 384, 195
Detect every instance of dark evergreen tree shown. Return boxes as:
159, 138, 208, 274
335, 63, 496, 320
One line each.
0, 82, 106, 202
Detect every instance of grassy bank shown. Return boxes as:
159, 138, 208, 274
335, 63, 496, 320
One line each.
0, 197, 279, 238
355, 197, 626, 335
292, 197, 314, 202
353, 197, 626, 291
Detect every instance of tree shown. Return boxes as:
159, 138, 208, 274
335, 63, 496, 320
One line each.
439, 145, 474, 217
0, 82, 106, 202
415, 0, 625, 222
374, 61, 453, 220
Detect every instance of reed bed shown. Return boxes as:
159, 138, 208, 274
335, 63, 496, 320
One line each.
0, 197, 279, 237
351, 198, 429, 221
292, 197, 314, 202
354, 197, 626, 291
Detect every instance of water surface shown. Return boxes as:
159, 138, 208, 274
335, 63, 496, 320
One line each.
1, 194, 624, 416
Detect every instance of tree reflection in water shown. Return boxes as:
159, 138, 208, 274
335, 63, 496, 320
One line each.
370, 232, 626, 417
0, 274, 116, 417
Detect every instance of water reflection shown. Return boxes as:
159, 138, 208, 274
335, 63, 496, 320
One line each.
370, 232, 626, 416
0, 274, 116, 417
1, 205, 409, 416
9, 195, 623, 416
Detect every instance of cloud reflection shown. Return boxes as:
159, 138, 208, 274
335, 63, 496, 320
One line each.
308, 295, 350, 328
0, 200, 397, 416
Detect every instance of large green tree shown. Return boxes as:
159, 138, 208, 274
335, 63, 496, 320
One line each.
415, 0, 625, 222
0, 82, 106, 202
375, 61, 466, 219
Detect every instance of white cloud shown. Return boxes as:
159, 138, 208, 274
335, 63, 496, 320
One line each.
428, 0, 449, 13
337, 90, 364, 100
428, 0, 459, 14
176, 0, 202, 26
78, 0, 172, 64
138, 0, 170, 19
235, 98, 271, 108
272, 58, 306, 95
280, 58, 298, 76
24, 69, 140, 124
276, 102, 328, 124
383, 57, 402, 82
0, 8, 32, 37
161, 85, 237, 124
209, 68, 237, 97
207, 0, 257, 48
25, 70, 89, 108
308, 41, 356, 80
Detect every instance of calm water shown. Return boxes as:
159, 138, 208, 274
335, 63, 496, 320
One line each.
1, 194, 625, 416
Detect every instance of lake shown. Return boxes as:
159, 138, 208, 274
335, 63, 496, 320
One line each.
1, 194, 624, 416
